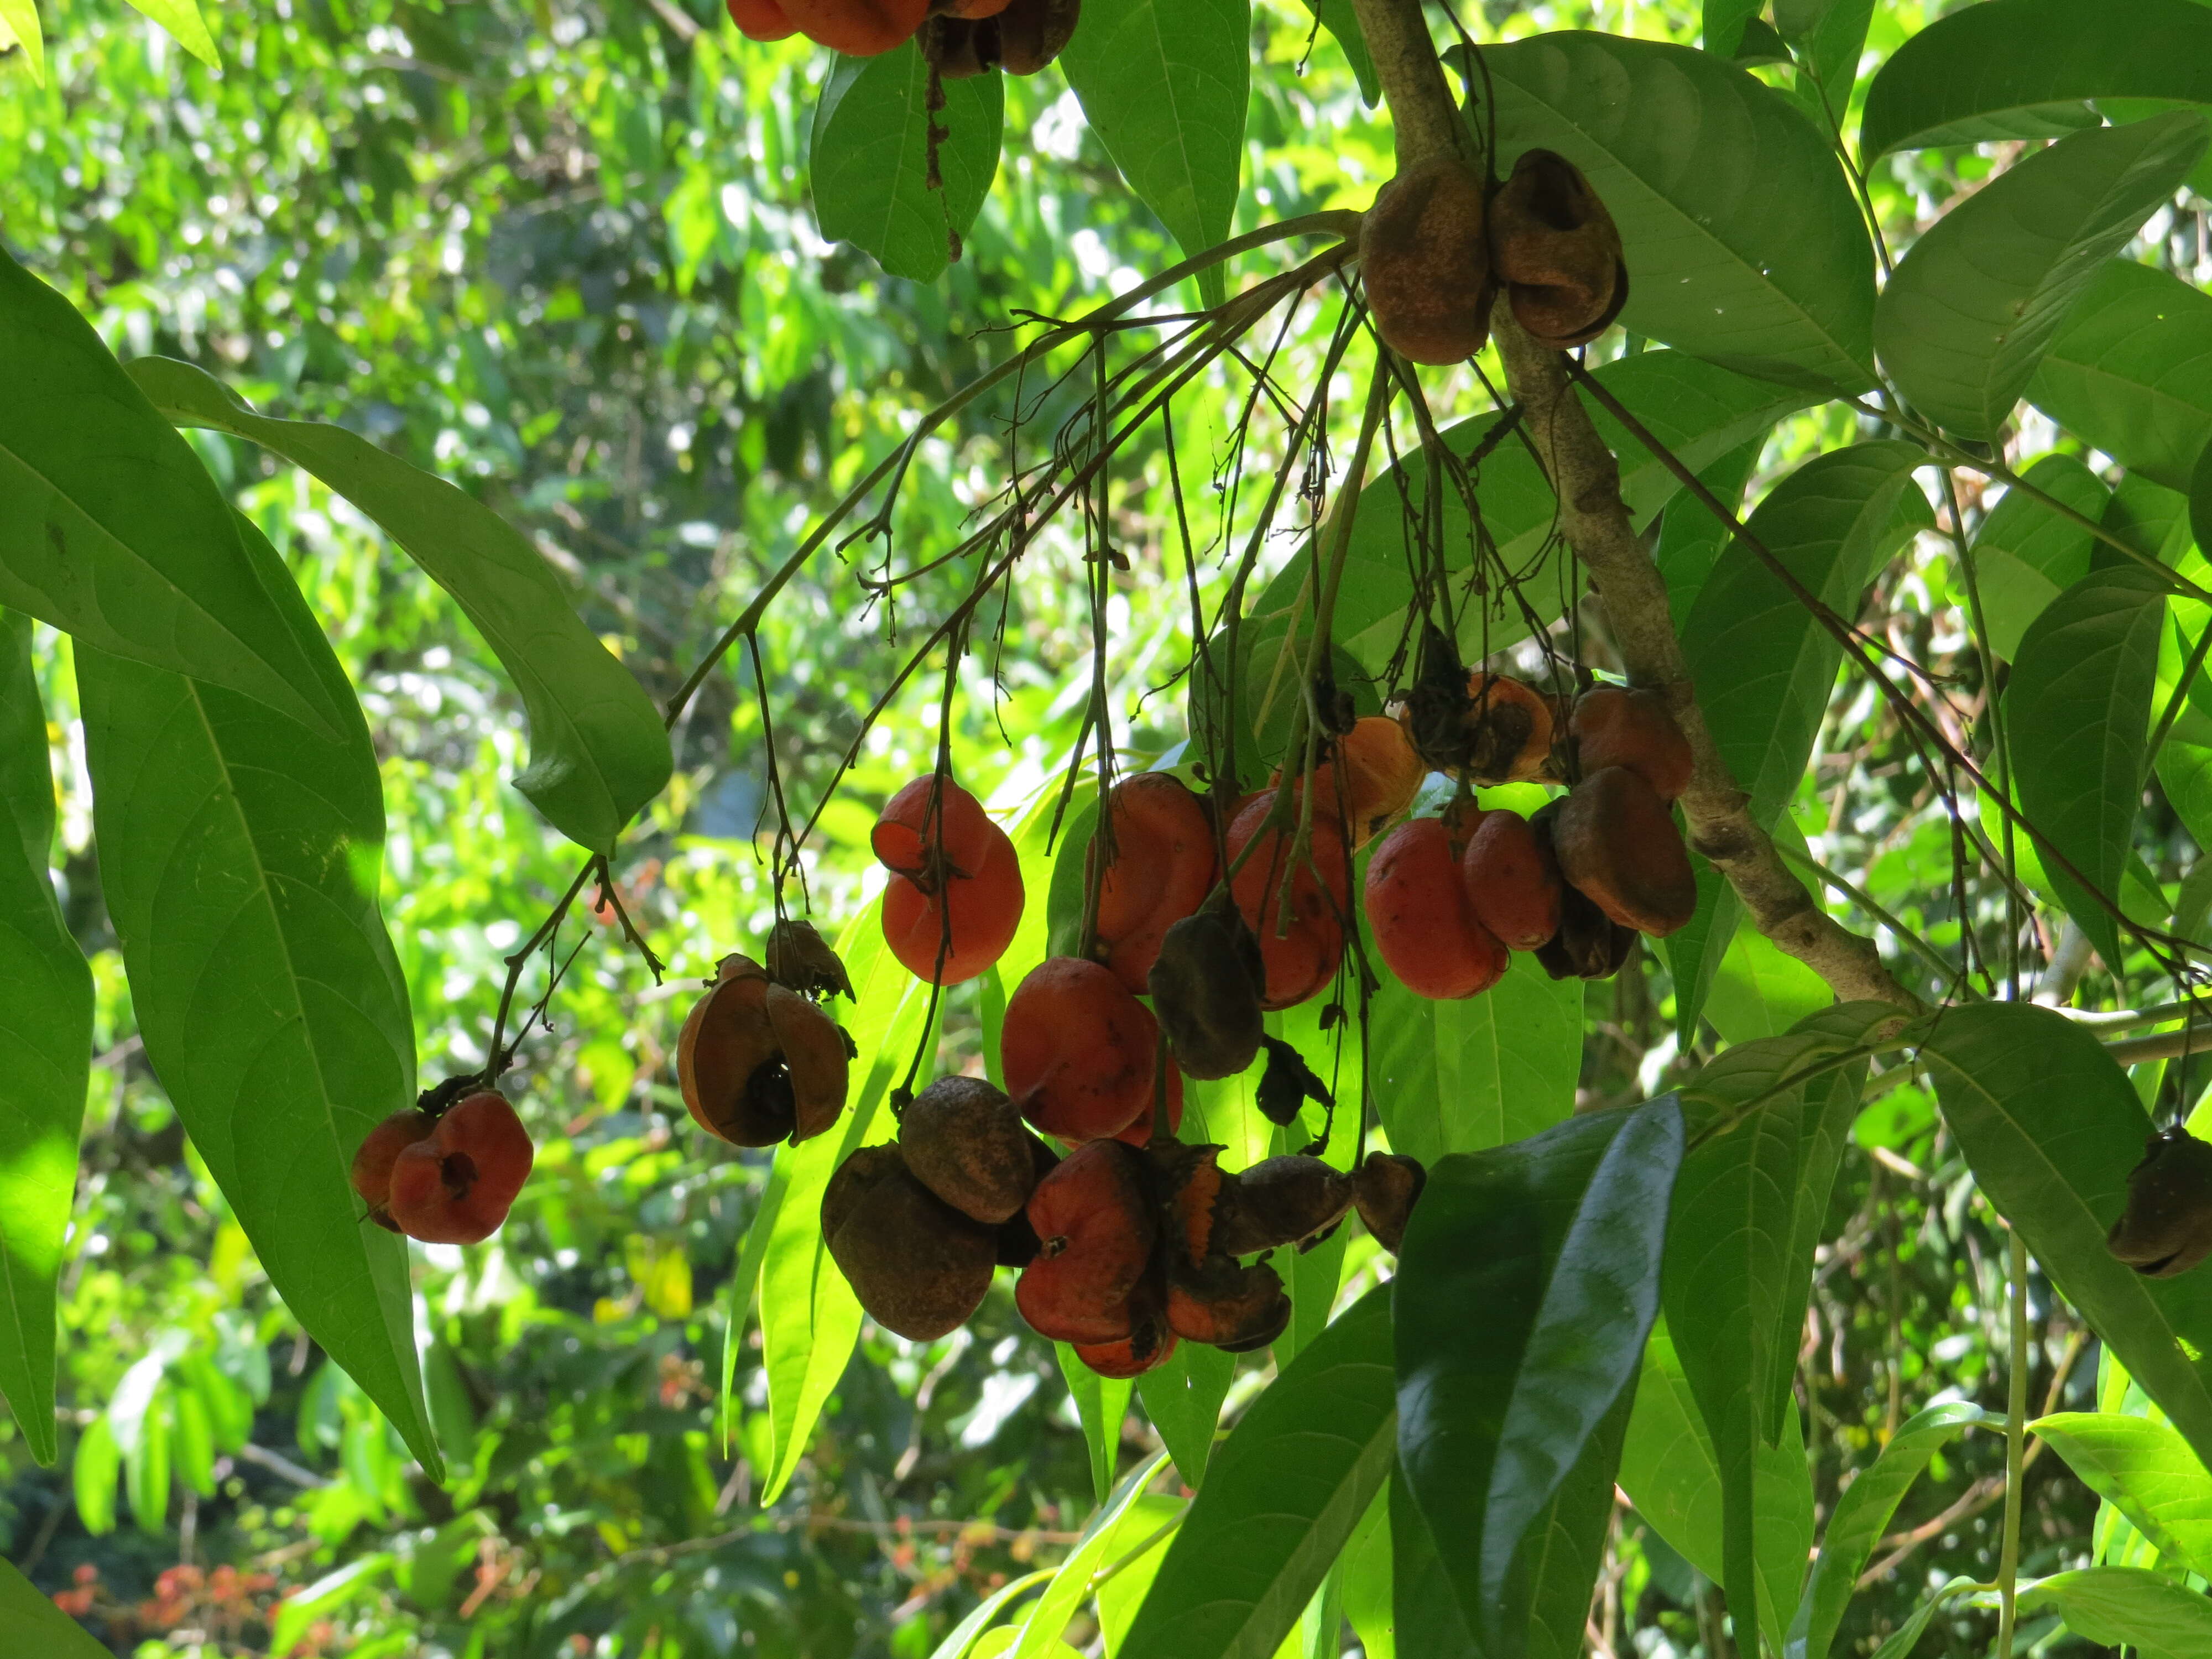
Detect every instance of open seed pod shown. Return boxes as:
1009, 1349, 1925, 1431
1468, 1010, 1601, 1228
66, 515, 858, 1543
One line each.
1551, 766, 1697, 937
822, 1145, 998, 1341
1147, 1139, 1227, 1269
1149, 896, 1267, 1080
2108, 1127, 2212, 1277
900, 1075, 1047, 1224
1360, 153, 1495, 364
765, 918, 855, 1001
1463, 674, 1556, 784
678, 956, 790, 1145
1073, 1308, 1179, 1379
1211, 1155, 1355, 1256
1488, 148, 1629, 349
1353, 1151, 1427, 1254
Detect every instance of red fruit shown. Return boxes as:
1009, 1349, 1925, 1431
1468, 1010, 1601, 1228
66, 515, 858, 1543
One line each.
1073, 1311, 1177, 1378
872, 775, 999, 891
350, 1109, 432, 1232
1089, 773, 1217, 994
1364, 817, 1507, 1000
1458, 808, 1563, 953
1001, 957, 1162, 1141
1278, 717, 1426, 851
881, 825, 1024, 984
1571, 685, 1693, 802
1109, 1067, 1185, 1147
779, 0, 930, 54
387, 1092, 534, 1245
726, 0, 799, 36
1224, 794, 1349, 1010
1016, 1140, 1157, 1344
1165, 1256, 1291, 1352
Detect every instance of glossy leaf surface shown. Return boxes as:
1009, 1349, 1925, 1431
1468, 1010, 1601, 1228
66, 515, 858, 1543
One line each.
2031, 1411, 2212, 1578
2028, 259, 2212, 492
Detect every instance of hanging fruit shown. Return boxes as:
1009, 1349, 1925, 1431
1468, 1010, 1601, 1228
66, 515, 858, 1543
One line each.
1570, 684, 1693, 801
1002, 956, 1174, 1142
1015, 1139, 1159, 1345
823, 1145, 999, 1340
1550, 766, 1697, 938
384, 1092, 536, 1246
1089, 771, 1218, 993
1225, 794, 1349, 1010
1279, 715, 1426, 850
1487, 148, 1629, 348
1360, 154, 1496, 364
1364, 816, 1509, 999
2108, 1127, 2212, 1277
920, 0, 1079, 77
1457, 805, 1563, 953
772, 0, 932, 55
1353, 1151, 1427, 1255
874, 774, 1025, 984
1149, 898, 1267, 1081
899, 1076, 1052, 1224
677, 953, 852, 1146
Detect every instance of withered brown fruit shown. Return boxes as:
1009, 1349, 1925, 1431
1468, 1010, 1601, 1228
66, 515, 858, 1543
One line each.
1016, 1140, 1158, 1344
1463, 674, 1557, 783
765, 917, 855, 1001
1458, 807, 1562, 953
995, 0, 1079, 72
1551, 766, 1697, 937
1148, 1140, 1227, 1268
1166, 1255, 1291, 1352
1527, 804, 1636, 979
821, 1145, 998, 1341
386, 1092, 536, 1246
1212, 1155, 1355, 1256
1149, 897, 1266, 1080
1571, 685, 1692, 802
679, 954, 852, 1146
1360, 154, 1496, 364
1488, 148, 1629, 349
1255, 1035, 1333, 1129
900, 1075, 1045, 1224
1353, 1151, 1427, 1254
2108, 1127, 2212, 1277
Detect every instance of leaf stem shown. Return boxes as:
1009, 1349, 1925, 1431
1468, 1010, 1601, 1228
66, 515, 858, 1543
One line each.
1995, 1228, 2030, 1659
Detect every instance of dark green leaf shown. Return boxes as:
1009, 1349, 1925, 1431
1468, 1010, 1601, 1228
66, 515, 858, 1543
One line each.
1875, 112, 2206, 439
2099, 471, 2195, 571
1481, 33, 1877, 392
1136, 1341, 1234, 1489
2030, 1411, 2212, 1578
76, 514, 438, 1473
0, 612, 90, 1466
2011, 1564, 2212, 1657
1656, 436, 1766, 630
2006, 565, 2167, 968
1778, 0, 1872, 121
1396, 1097, 1684, 1655
2028, 259, 2212, 493
810, 42, 1004, 284
1118, 1287, 1394, 1659
1862, 0, 2212, 159
0, 1554, 112, 1656
128, 356, 673, 856
1970, 453, 2110, 661
1702, 0, 1761, 57
1339, 1487, 1398, 1659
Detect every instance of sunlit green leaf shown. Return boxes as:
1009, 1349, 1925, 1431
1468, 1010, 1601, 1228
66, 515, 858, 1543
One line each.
2008, 1564, 2212, 1658
1015, 1449, 1171, 1659
0, 1554, 109, 1656
1971, 453, 2111, 661
119, 0, 217, 66
2028, 259, 2212, 493
2031, 1412, 2212, 1578
0, 0, 45, 86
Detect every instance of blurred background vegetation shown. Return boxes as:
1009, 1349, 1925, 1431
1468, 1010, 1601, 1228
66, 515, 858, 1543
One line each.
6, 0, 2199, 1652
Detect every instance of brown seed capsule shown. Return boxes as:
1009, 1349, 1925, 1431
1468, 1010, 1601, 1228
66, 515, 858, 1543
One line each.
1571, 685, 1692, 802
1488, 148, 1629, 349
765, 918, 856, 1001
1463, 674, 1557, 784
993, 0, 1079, 72
2108, 1127, 2212, 1277
677, 955, 829, 1146
1527, 804, 1637, 980
1550, 766, 1697, 938
1149, 897, 1267, 1081
1353, 1151, 1427, 1255
1211, 1155, 1356, 1257
822, 1145, 998, 1342
1166, 1255, 1291, 1352
900, 1075, 1047, 1224
1360, 154, 1496, 365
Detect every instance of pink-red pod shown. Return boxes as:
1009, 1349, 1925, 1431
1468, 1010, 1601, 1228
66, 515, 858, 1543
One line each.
1224, 794, 1349, 1010
1015, 1140, 1157, 1344
778, 0, 931, 55
1458, 807, 1562, 953
1001, 957, 1162, 1141
727, 0, 799, 38
881, 823, 1024, 984
1089, 773, 1217, 994
872, 774, 999, 889
1365, 816, 1508, 999
387, 1092, 535, 1245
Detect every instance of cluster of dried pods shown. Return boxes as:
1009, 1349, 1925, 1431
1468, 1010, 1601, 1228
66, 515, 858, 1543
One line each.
725, 0, 1079, 75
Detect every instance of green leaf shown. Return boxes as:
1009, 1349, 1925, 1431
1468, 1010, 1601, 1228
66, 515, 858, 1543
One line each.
1060, 1343, 1134, 1506
928, 1569, 1055, 1659
1778, 0, 1872, 123
1059, 0, 1249, 308
1785, 1401, 1990, 1659
1867, 1578, 1978, 1659
72, 1413, 118, 1536
0, 612, 89, 1466
2012, 1564, 2212, 1658
0, 1554, 111, 1656
1682, 441, 1931, 827
1095, 1494, 1185, 1654
1137, 1331, 1234, 1489
1703, 916, 1833, 1045
1396, 1097, 1684, 1655
271, 1554, 395, 1658
1657, 436, 1767, 630
1702, 0, 1761, 56
810, 42, 1004, 284
1012, 1451, 1171, 1659
0, 0, 45, 86
1298, 0, 1376, 105
2028, 259, 2212, 493
1387, 1468, 1479, 1656
1339, 1487, 1396, 1659
2030, 1411, 2212, 1578
76, 514, 437, 1474
1118, 1287, 1395, 1659
127, 356, 672, 857
119, 0, 217, 65
2100, 469, 2194, 572
1971, 453, 2111, 661
1919, 1004, 2212, 1473
0, 251, 346, 743
1862, 0, 2212, 159
2006, 565, 2168, 969
1875, 112, 2207, 440
1480, 32, 1877, 392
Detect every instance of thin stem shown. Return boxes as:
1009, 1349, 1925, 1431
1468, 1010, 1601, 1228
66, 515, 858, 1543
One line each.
1995, 1228, 2031, 1659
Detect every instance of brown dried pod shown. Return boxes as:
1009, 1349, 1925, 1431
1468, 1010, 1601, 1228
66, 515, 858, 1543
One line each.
1166, 1255, 1291, 1352
1571, 685, 1692, 802
1016, 1139, 1158, 1345
1527, 804, 1634, 979
2107, 1127, 2212, 1277
1360, 154, 1496, 365
1463, 674, 1556, 784
1149, 896, 1267, 1081
900, 1075, 1045, 1224
1146, 1140, 1227, 1269
994, 0, 1079, 72
1487, 148, 1629, 349
679, 956, 794, 1146
1551, 766, 1697, 937
1353, 1151, 1427, 1255
821, 1145, 998, 1342
765, 918, 855, 1001
1211, 1155, 1355, 1257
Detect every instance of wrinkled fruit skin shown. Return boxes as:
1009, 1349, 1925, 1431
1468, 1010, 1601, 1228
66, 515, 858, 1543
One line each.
1488, 148, 1629, 348
765, 917, 855, 1001
388, 1092, 534, 1245
1166, 1255, 1290, 1352
1458, 807, 1562, 953
881, 827, 1024, 984
1353, 1152, 1426, 1254
1572, 685, 1692, 802
1225, 795, 1349, 1011
1212, 1155, 1355, 1256
777, 0, 931, 55
823, 1146, 998, 1340
1016, 1140, 1157, 1344
1361, 155, 1495, 364
927, 0, 1076, 75
929, 0, 1009, 14
679, 953, 852, 1145
351, 1108, 433, 1232
727, 0, 799, 39
1365, 817, 1507, 999
900, 1075, 1045, 1224
2108, 1128, 2212, 1277
1003, 957, 1167, 1140
1551, 766, 1696, 937
1149, 901, 1266, 1081
1463, 674, 1556, 782
1091, 771, 1217, 994
994, 0, 1079, 72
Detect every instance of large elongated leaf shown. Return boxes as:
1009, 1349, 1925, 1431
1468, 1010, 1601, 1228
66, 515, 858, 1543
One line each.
1061, 1344, 1134, 1505
1059, 0, 1249, 307
1136, 1340, 1234, 1489
1971, 453, 2111, 661
2031, 1411, 2212, 1578
811, 43, 1004, 284
0, 0, 46, 86
1396, 1097, 1684, 1656
2028, 259, 2212, 493
0, 612, 90, 1466
0, 1554, 112, 1657
1480, 32, 1877, 392
1011, 1451, 1172, 1659
1862, 0, 2212, 158
2011, 1565, 2212, 1657
1118, 1287, 1394, 1659
2006, 565, 2168, 969
76, 515, 436, 1472
1920, 1004, 2212, 1473
1875, 112, 2207, 440
126, 357, 672, 857
0, 250, 345, 742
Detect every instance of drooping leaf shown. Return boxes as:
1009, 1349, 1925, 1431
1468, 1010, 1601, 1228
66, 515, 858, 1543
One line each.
1970, 453, 2111, 661
1875, 112, 2207, 440
2030, 1412, 2212, 1578
1866, 1578, 1978, 1659
119, 0, 217, 64
1060, 1343, 1134, 1507
1862, 0, 2212, 158
1059, 0, 1250, 308
810, 42, 1004, 284
1703, 918, 1834, 1045
1298, 0, 1376, 105
2028, 259, 2212, 493
2006, 565, 2168, 969
2099, 470, 2194, 572
1118, 1287, 1394, 1659
1479, 32, 1877, 392
927, 1570, 1055, 1659
1785, 1401, 1990, 1659
1919, 1004, 2212, 1472
1012, 1451, 1171, 1659
0, 0, 45, 86
0, 1554, 116, 1656
2008, 1564, 2212, 1658
0, 612, 90, 1466
1396, 1097, 1684, 1656
1701, 0, 1761, 56
1095, 1494, 1186, 1654
127, 356, 672, 856
76, 514, 436, 1473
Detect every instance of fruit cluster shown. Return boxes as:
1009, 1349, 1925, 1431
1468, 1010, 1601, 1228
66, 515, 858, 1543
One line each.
725, 0, 1079, 74
349, 1090, 536, 1245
